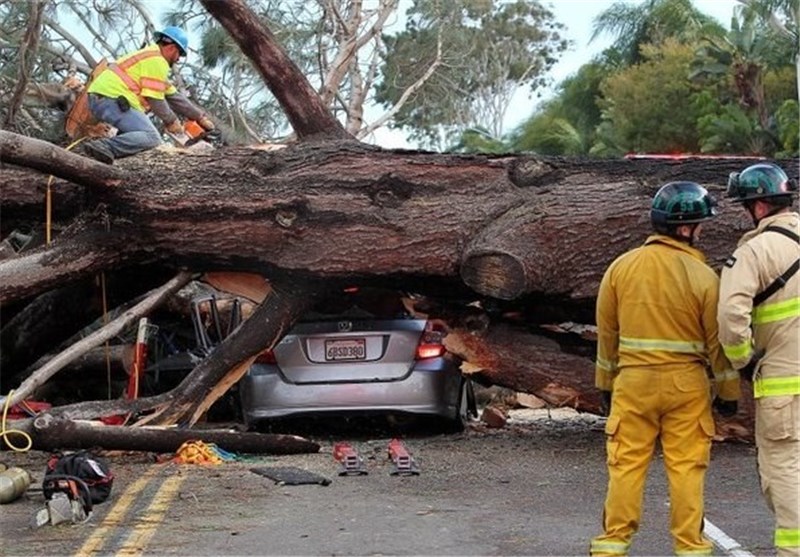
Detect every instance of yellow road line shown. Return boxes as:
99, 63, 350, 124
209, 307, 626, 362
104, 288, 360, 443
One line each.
75, 466, 159, 557
115, 473, 185, 557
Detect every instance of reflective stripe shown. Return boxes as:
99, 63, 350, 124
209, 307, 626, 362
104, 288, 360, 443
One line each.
753, 376, 800, 398
596, 356, 616, 372
715, 369, 739, 383
752, 297, 800, 324
140, 77, 168, 92
118, 50, 160, 70
110, 64, 141, 94
775, 527, 800, 548
619, 336, 705, 353
722, 339, 752, 361
590, 540, 629, 555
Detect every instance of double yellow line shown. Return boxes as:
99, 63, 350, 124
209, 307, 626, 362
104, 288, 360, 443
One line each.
75, 465, 185, 557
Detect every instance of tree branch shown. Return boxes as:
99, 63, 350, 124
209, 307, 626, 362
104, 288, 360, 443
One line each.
199, 0, 352, 140
3, 1, 45, 129
1, 271, 195, 408
0, 130, 122, 187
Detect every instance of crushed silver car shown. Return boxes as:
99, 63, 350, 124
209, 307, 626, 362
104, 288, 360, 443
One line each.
240, 287, 477, 432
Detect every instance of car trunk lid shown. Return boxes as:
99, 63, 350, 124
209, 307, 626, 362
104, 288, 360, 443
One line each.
275, 319, 426, 384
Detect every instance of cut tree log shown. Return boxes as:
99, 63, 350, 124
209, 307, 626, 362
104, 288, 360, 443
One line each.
23, 413, 320, 454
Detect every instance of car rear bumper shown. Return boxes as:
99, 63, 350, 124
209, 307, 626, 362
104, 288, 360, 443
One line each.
240, 360, 461, 423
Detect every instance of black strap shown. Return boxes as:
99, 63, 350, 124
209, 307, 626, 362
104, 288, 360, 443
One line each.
753, 226, 800, 306
764, 225, 800, 243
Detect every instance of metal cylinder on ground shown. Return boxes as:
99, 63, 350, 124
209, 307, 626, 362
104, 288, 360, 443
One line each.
0, 467, 32, 504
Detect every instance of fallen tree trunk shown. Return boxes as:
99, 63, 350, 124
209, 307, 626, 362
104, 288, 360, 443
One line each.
2, 142, 792, 307
23, 413, 320, 454
446, 323, 756, 441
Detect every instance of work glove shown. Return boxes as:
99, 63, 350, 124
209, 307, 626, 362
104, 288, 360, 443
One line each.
713, 397, 738, 418
197, 116, 215, 131
165, 119, 184, 135
600, 390, 612, 417
738, 348, 766, 382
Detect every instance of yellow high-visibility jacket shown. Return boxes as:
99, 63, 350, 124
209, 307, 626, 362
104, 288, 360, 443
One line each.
596, 234, 738, 401
718, 211, 800, 398
87, 45, 178, 112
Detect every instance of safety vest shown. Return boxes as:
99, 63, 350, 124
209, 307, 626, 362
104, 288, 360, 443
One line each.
87, 45, 177, 112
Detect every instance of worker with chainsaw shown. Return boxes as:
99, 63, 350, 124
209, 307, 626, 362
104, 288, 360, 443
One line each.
717, 162, 800, 557
589, 182, 739, 557
81, 26, 216, 164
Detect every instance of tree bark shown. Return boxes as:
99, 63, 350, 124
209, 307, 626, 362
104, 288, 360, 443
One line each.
2, 140, 790, 306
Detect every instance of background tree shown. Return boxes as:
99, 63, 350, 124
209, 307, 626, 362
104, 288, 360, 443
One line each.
590, 0, 725, 65
374, 0, 568, 150
508, 0, 797, 158
510, 60, 613, 155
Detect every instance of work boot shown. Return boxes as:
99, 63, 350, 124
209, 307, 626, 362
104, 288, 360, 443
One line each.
81, 140, 115, 164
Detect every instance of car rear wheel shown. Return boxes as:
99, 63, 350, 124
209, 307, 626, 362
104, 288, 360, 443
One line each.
445, 378, 475, 432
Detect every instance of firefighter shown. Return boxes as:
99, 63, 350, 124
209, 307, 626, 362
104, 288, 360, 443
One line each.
81, 26, 216, 164
589, 182, 739, 556
718, 162, 800, 557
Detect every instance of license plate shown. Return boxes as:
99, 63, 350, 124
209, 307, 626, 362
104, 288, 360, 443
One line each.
325, 338, 366, 361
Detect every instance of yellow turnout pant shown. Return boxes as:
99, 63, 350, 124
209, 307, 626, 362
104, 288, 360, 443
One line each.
590, 367, 716, 556
756, 395, 800, 557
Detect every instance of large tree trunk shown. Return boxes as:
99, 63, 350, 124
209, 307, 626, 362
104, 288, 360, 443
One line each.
1, 145, 785, 306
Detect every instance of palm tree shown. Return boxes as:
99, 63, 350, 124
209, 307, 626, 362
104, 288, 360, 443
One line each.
590, 0, 725, 65
734, 0, 799, 109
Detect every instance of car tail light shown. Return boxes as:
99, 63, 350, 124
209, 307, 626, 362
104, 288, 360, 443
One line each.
415, 321, 447, 359
416, 343, 444, 359
255, 349, 276, 364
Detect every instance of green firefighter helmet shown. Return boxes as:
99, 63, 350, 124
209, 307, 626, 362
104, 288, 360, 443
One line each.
650, 181, 718, 234
727, 163, 798, 203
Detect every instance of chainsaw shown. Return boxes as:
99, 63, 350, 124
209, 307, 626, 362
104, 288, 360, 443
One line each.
167, 119, 224, 148
33, 475, 93, 528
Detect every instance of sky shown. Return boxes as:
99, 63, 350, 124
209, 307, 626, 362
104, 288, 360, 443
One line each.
370, 0, 742, 148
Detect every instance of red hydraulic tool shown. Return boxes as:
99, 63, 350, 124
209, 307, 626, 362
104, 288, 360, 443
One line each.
387, 438, 420, 476
332, 442, 368, 476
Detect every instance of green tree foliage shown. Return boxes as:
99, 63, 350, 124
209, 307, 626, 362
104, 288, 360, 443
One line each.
510, 60, 611, 154
690, 5, 797, 155
596, 40, 703, 155
374, 0, 567, 150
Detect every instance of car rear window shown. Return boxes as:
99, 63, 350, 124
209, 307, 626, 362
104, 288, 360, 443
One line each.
302, 287, 411, 322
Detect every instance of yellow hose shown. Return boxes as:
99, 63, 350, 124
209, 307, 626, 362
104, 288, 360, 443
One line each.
0, 390, 33, 452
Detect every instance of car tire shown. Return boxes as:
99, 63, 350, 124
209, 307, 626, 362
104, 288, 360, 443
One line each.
444, 378, 475, 433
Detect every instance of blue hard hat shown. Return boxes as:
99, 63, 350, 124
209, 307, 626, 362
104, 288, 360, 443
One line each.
154, 26, 188, 56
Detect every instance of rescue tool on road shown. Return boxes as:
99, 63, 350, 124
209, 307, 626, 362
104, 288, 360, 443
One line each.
387, 438, 420, 476
332, 442, 368, 476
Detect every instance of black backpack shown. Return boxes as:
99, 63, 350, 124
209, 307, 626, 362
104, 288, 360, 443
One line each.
43, 450, 114, 505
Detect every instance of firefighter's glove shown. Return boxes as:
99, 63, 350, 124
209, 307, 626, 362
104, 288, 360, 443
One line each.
738, 348, 766, 382
165, 119, 184, 135
600, 390, 612, 417
713, 397, 738, 418
198, 116, 215, 131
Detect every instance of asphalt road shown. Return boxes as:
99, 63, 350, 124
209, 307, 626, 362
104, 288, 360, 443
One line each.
0, 409, 776, 556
